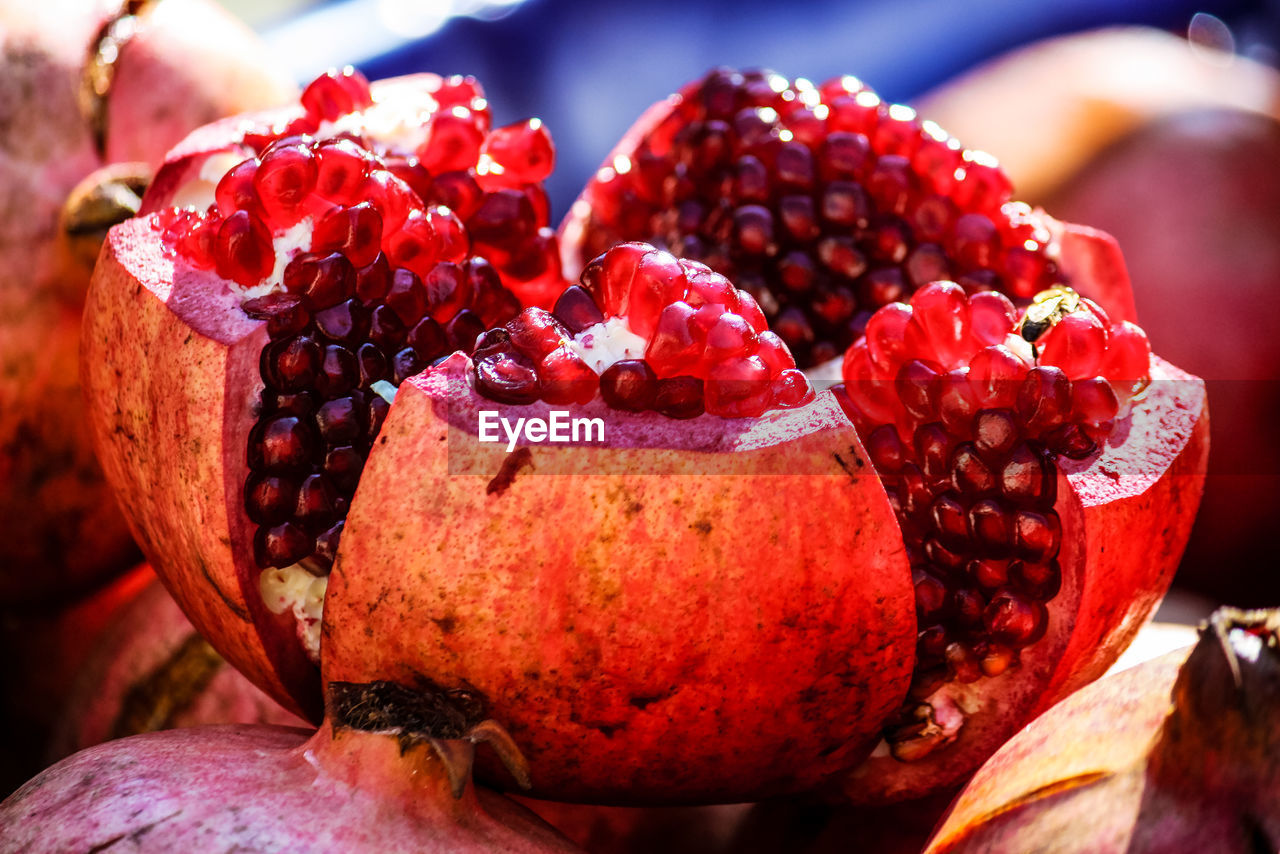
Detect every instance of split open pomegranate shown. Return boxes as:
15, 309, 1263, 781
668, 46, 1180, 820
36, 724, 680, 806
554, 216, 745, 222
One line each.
84, 67, 1206, 804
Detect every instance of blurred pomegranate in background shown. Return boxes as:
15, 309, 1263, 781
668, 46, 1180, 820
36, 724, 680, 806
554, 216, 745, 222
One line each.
918, 27, 1280, 606
0, 565, 302, 798
0, 0, 296, 606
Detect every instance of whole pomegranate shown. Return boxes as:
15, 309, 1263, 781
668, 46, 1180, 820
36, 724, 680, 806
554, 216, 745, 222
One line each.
82, 67, 1205, 804
925, 608, 1280, 852
48, 568, 304, 760
0, 680, 581, 852
916, 28, 1280, 606
0, 0, 295, 605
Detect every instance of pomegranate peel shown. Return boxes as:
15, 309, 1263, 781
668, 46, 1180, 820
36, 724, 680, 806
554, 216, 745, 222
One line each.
322, 352, 915, 802
925, 609, 1280, 853
0, 680, 581, 852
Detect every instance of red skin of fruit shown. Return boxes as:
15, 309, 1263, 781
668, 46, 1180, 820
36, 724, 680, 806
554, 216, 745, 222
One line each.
48, 569, 305, 761
924, 611, 1280, 852
0, 0, 296, 606
510, 798, 752, 854
0, 720, 581, 852
322, 355, 914, 803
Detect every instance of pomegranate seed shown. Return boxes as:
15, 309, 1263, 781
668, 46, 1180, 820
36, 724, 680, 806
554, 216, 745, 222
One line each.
284, 252, 355, 310
475, 353, 540, 404
313, 203, 383, 268
314, 139, 372, 204
600, 360, 658, 412
214, 210, 273, 288
538, 346, 597, 406
254, 142, 317, 224
301, 67, 373, 122
654, 376, 705, 419
215, 159, 261, 218
245, 474, 298, 525
419, 107, 485, 174
482, 118, 555, 184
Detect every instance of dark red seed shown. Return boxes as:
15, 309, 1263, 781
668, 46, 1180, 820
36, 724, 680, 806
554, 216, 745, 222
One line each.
654, 376, 705, 419
552, 285, 605, 334
314, 299, 367, 343
984, 590, 1047, 646
968, 498, 1012, 555
1013, 509, 1063, 563
265, 391, 317, 418
315, 396, 363, 444
284, 252, 355, 310
929, 493, 969, 551
254, 522, 312, 568
244, 473, 297, 525
408, 317, 447, 360
313, 521, 345, 569
385, 268, 429, 326
391, 347, 424, 385
367, 394, 390, 438
313, 202, 383, 267
264, 336, 321, 392
324, 446, 363, 492
951, 442, 997, 494
356, 343, 388, 386
422, 262, 471, 323
475, 353, 541, 404
253, 416, 313, 472
1018, 366, 1072, 434
913, 570, 949, 622
600, 360, 658, 412
1001, 443, 1057, 507
974, 409, 1020, 461
316, 345, 358, 396
446, 310, 486, 354
1012, 559, 1062, 598
295, 474, 337, 532
969, 557, 1010, 590
866, 424, 906, 473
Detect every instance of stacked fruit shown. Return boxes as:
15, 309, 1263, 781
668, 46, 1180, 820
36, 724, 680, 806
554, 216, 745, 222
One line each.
0, 46, 1216, 851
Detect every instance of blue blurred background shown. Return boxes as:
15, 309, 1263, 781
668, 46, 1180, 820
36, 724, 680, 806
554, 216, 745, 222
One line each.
228, 0, 1279, 218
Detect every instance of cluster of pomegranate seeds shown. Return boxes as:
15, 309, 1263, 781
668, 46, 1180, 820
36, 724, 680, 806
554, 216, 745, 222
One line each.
161, 67, 563, 305
472, 242, 815, 418
838, 281, 1151, 758
573, 68, 1063, 368
153, 67, 582, 573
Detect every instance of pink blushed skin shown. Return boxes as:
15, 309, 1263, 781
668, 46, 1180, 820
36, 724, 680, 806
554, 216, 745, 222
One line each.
0, 721, 581, 853
321, 358, 917, 804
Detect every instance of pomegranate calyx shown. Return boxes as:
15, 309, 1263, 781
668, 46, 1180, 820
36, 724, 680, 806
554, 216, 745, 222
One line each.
1156, 608, 1280, 784
327, 680, 532, 797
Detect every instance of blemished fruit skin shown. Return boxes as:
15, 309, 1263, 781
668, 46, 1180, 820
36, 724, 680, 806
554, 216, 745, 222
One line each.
924, 609, 1280, 853
0, 0, 297, 605
0, 690, 584, 853
83, 63, 1206, 808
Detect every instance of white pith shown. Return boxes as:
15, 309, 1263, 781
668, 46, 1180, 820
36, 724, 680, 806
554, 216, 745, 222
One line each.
317, 87, 440, 154
567, 317, 648, 374
240, 218, 314, 300
259, 566, 328, 662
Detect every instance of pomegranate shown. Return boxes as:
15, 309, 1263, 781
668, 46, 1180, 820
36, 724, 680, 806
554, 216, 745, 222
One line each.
916, 28, 1280, 607
48, 568, 304, 760
924, 608, 1280, 853
560, 67, 1207, 802
511, 798, 751, 853
83, 66, 1204, 804
560, 68, 1137, 369
0, 680, 581, 852
0, 0, 296, 605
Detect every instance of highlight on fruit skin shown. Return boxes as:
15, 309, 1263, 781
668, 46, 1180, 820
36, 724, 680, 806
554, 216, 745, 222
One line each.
0, 680, 581, 853
82, 62, 1206, 806
0, 0, 298, 606
925, 608, 1280, 853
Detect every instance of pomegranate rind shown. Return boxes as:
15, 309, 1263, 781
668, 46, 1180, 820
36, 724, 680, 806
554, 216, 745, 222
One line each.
923, 651, 1187, 853
838, 356, 1206, 803
839, 466, 1086, 803
0, 722, 581, 852
321, 360, 917, 804
1038, 356, 1208, 709
82, 216, 318, 722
